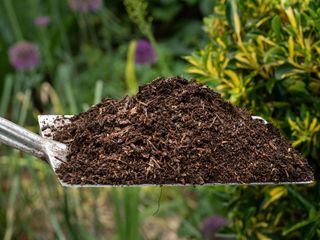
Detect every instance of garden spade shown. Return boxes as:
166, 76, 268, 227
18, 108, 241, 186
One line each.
0, 116, 68, 184
0, 116, 313, 187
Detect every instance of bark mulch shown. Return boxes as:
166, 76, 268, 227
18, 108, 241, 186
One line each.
51, 76, 314, 185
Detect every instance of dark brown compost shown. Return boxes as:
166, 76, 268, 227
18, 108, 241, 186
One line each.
51, 76, 314, 185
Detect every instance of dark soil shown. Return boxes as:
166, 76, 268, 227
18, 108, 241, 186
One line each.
51, 76, 314, 185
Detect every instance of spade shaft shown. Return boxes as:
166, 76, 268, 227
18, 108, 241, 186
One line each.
0, 117, 68, 171
0, 117, 47, 159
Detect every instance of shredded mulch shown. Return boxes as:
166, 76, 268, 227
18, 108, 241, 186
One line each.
51, 76, 314, 185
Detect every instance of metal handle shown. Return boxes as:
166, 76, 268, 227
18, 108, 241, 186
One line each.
0, 117, 47, 160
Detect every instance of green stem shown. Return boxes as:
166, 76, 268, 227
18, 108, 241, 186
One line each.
94, 80, 104, 104
18, 89, 31, 125
3, 0, 23, 40
39, 28, 54, 74
3, 176, 20, 240
148, 34, 170, 76
126, 41, 138, 95
129, 188, 140, 240
112, 189, 125, 240
65, 81, 78, 114
85, 14, 99, 46
78, 13, 88, 45
57, 65, 78, 114
0, 75, 14, 117
49, 0, 72, 57
12, 73, 22, 121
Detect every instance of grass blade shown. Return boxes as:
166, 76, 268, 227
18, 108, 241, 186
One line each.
3, 0, 23, 40
124, 188, 140, 240
125, 40, 138, 95
4, 175, 20, 240
0, 75, 13, 117
57, 65, 78, 114
94, 80, 104, 104
18, 89, 31, 125
112, 189, 125, 240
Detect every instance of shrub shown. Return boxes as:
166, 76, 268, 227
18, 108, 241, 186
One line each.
185, 0, 320, 165
185, 0, 320, 238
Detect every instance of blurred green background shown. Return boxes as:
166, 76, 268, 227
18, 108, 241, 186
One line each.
0, 0, 320, 239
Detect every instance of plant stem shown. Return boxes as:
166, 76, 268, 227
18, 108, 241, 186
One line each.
126, 41, 138, 95
84, 14, 99, 46
94, 80, 104, 104
65, 81, 78, 114
78, 13, 88, 45
148, 34, 170, 76
39, 28, 54, 74
18, 89, 31, 125
3, 0, 23, 40
49, 0, 72, 56
0, 75, 14, 117
3, 176, 20, 240
112, 189, 125, 240
12, 73, 22, 121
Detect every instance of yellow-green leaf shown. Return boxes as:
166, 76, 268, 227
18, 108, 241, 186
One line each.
263, 186, 287, 209
125, 40, 138, 95
224, 69, 241, 86
288, 117, 301, 132
286, 7, 297, 30
288, 36, 294, 60
206, 53, 217, 76
314, 124, 320, 132
187, 67, 208, 76
222, 58, 230, 69
217, 37, 226, 48
227, 0, 242, 43
184, 56, 202, 68
256, 16, 271, 28
257, 36, 276, 46
292, 138, 305, 148
256, 232, 272, 240
304, 113, 310, 129
309, 118, 319, 132
221, 78, 235, 88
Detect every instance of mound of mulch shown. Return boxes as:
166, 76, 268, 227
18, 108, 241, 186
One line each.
51, 76, 314, 185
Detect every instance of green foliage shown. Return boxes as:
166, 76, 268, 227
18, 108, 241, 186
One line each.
3, 0, 320, 239
185, 0, 320, 238
124, 0, 170, 75
0, 1, 213, 239
112, 188, 140, 240
288, 110, 320, 155
228, 184, 320, 240
185, 0, 320, 164
124, 0, 152, 39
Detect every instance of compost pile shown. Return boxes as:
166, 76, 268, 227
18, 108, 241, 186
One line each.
52, 76, 314, 185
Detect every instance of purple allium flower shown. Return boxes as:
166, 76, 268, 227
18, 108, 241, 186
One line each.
135, 39, 157, 65
201, 215, 228, 240
34, 16, 50, 27
68, 0, 103, 13
8, 41, 40, 71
